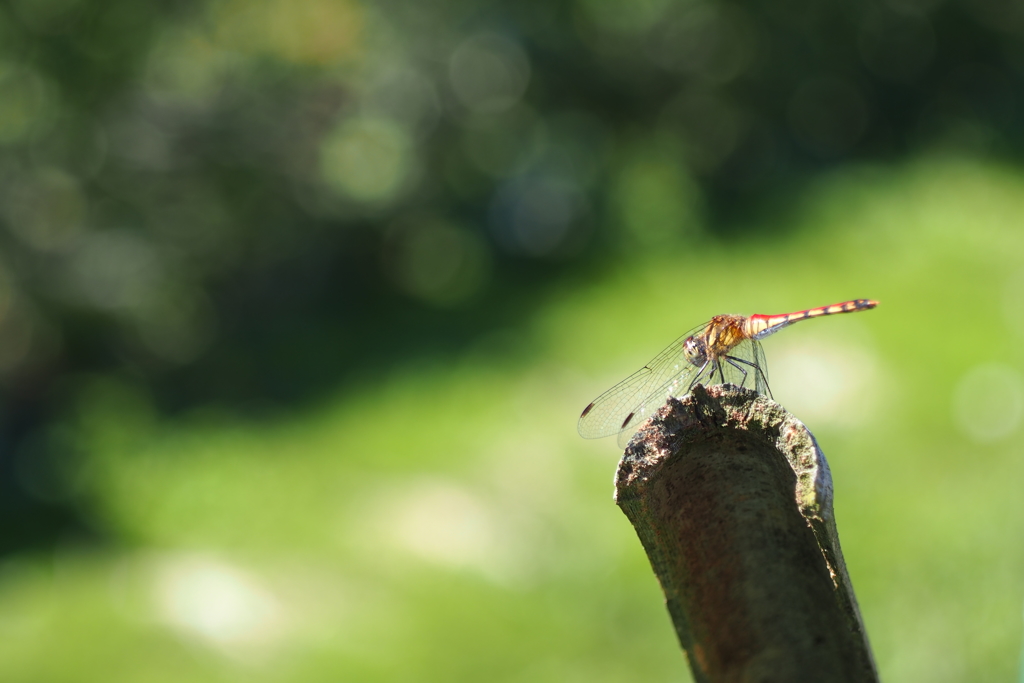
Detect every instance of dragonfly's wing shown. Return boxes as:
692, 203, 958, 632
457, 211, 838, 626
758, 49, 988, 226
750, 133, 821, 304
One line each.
578, 322, 707, 440
715, 337, 770, 395
616, 421, 641, 449
752, 338, 769, 395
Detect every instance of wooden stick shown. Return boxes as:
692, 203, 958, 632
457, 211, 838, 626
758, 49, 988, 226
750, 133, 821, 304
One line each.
615, 384, 878, 683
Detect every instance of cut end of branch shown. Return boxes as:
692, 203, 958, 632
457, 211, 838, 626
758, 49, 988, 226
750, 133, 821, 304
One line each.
615, 384, 877, 683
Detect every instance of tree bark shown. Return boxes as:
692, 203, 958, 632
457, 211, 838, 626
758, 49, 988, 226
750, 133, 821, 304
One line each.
615, 384, 877, 683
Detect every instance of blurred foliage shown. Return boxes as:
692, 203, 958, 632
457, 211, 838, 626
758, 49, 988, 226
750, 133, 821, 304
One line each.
2, 0, 1024, 678
3, 158, 1024, 681
1, 0, 1024, 549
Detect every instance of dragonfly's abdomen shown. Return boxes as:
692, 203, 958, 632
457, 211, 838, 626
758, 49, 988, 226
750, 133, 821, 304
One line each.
745, 299, 878, 340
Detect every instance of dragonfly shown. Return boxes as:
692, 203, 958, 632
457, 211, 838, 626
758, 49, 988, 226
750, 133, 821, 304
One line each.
578, 299, 878, 445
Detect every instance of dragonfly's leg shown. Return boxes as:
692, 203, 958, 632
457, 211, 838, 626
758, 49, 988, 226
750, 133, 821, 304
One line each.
760, 367, 772, 398
725, 356, 773, 398
716, 359, 726, 384
726, 355, 755, 387
725, 357, 748, 387
687, 360, 711, 390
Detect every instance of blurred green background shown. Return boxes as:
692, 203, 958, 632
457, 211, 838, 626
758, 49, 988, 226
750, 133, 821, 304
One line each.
0, 0, 1024, 680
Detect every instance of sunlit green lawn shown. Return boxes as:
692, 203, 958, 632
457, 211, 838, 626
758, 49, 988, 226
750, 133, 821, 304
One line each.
3, 156, 1024, 682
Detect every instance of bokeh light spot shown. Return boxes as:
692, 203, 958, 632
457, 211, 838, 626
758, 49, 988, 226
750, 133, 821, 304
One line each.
29, 121, 107, 178
489, 176, 587, 257
154, 554, 284, 651
612, 147, 701, 246
364, 67, 441, 140
1, 168, 86, 251
104, 111, 174, 171
144, 27, 234, 106
461, 106, 547, 178
378, 479, 531, 585
575, 0, 674, 35
952, 363, 1024, 443
384, 219, 491, 307
647, 4, 754, 83
320, 117, 414, 203
210, 0, 364, 66
67, 232, 166, 312
770, 338, 880, 429
544, 111, 611, 188
449, 33, 530, 114
0, 63, 53, 145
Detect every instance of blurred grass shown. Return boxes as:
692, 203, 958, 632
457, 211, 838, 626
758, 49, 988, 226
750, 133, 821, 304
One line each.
3, 156, 1024, 681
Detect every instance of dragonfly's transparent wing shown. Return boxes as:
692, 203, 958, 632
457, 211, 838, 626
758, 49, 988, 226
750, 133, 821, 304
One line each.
714, 337, 770, 395
752, 338, 769, 395
609, 338, 773, 448
578, 322, 707, 440
616, 421, 642, 449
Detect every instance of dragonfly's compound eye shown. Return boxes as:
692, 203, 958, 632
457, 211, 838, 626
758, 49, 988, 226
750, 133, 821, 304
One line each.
683, 336, 707, 366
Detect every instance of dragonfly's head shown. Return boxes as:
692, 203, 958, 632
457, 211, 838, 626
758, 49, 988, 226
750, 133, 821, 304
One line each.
683, 335, 707, 367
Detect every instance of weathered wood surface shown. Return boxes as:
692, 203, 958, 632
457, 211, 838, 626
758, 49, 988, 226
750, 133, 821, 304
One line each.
615, 384, 877, 683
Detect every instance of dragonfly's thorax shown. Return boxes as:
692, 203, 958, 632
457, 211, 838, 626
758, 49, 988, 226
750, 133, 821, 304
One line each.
701, 315, 748, 358
683, 316, 745, 367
